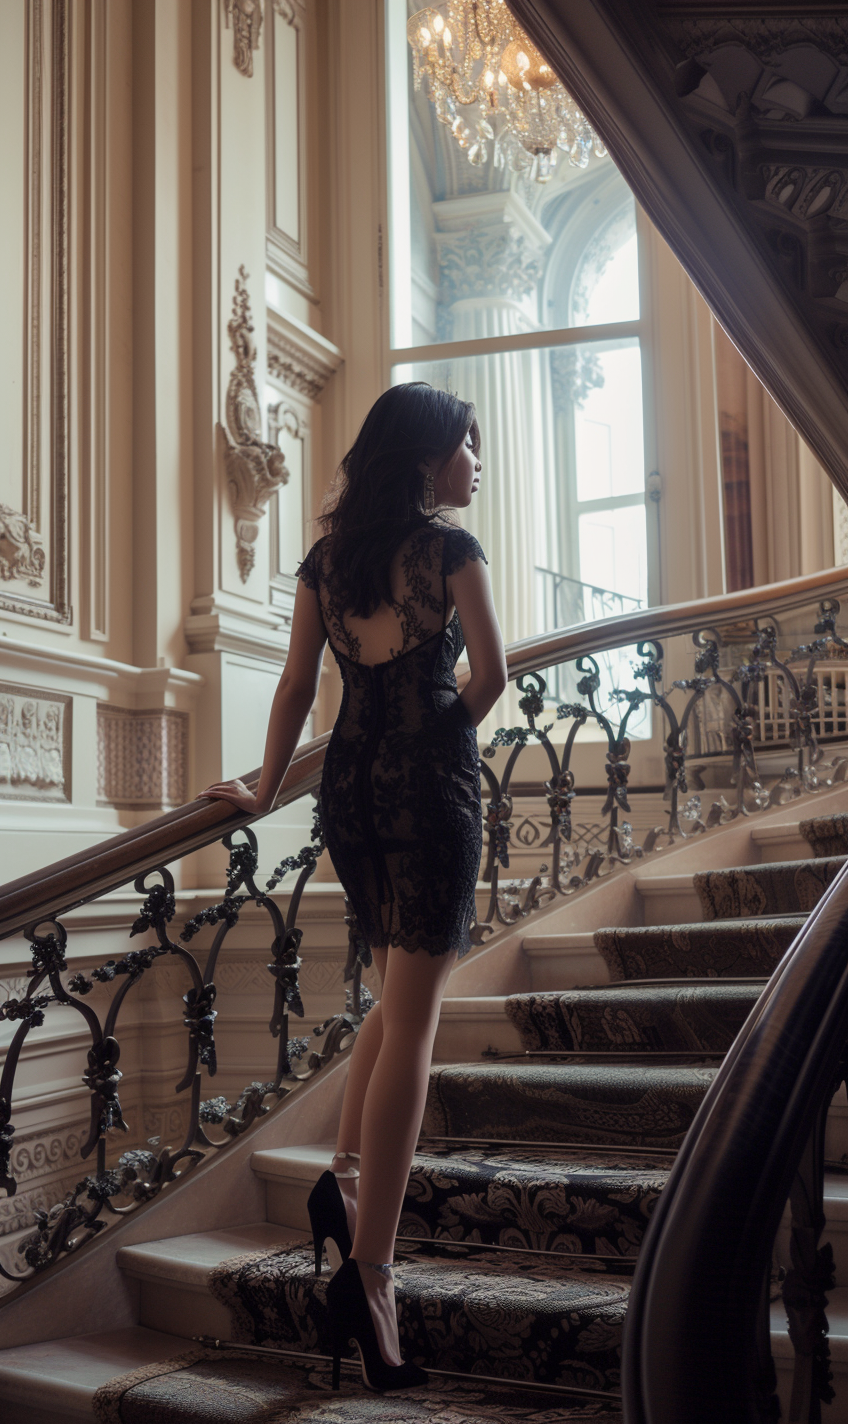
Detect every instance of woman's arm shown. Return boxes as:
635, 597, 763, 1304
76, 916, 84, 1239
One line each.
198, 577, 328, 814
449, 558, 507, 727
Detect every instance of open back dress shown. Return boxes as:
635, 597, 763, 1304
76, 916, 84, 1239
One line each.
296, 521, 487, 958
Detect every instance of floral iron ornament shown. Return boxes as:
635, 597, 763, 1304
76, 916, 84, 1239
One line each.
0, 802, 372, 1285
470, 606, 848, 941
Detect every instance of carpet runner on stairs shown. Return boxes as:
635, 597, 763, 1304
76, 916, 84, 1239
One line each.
91, 1347, 624, 1423
60, 812, 848, 1420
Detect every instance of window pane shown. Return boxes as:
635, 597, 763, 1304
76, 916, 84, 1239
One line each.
578, 504, 647, 606
387, 0, 639, 349
574, 343, 645, 502
570, 218, 639, 328
391, 338, 648, 641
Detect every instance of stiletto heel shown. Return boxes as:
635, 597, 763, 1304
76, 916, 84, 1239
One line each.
331, 1350, 341, 1390
307, 1169, 354, 1277
325, 1257, 428, 1393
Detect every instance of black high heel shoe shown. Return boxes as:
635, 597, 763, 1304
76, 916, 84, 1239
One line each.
326, 1257, 428, 1393
307, 1156, 358, 1275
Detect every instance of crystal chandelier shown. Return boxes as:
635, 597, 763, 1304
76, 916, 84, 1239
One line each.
407, 0, 606, 182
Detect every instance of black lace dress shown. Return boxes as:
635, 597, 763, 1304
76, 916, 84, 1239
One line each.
296, 523, 487, 958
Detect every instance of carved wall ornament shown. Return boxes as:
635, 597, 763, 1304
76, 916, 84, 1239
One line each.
0, 505, 46, 586
219, 267, 290, 581
436, 223, 547, 305
0, 683, 71, 803
97, 705, 188, 809
224, 0, 263, 77
549, 347, 605, 412
266, 312, 342, 400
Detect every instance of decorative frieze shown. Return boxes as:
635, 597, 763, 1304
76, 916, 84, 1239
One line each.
224, 0, 263, 77
436, 224, 546, 304
0, 505, 46, 586
97, 706, 188, 810
266, 311, 342, 400
220, 267, 291, 582
0, 683, 70, 802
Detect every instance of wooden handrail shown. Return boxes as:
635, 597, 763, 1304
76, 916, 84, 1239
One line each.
1, 563, 846, 942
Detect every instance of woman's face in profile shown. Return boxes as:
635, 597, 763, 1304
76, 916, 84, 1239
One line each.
435, 431, 482, 509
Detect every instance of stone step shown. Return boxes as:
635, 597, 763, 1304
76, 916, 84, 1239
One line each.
778, 1172, 848, 1291
505, 983, 763, 1055
253, 1148, 848, 1287
772, 1284, 848, 1423
117, 1223, 294, 1341
118, 1227, 631, 1391
252, 1142, 669, 1260
634, 873, 703, 926
750, 822, 812, 863
0, 1325, 189, 1424
595, 916, 805, 982
433, 996, 523, 1061
521, 932, 610, 992
0, 1322, 626, 1423
693, 857, 845, 921
422, 1061, 718, 1150
3, 1282, 844, 1422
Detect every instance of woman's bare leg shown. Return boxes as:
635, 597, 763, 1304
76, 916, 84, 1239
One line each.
351, 944, 457, 1364
331, 946, 388, 1238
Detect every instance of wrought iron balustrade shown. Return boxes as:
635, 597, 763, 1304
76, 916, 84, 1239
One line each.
472, 595, 848, 940
2, 563, 848, 1290
534, 564, 642, 707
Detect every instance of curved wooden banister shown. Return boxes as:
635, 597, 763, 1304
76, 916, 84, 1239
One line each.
1, 563, 847, 943
621, 848, 848, 1422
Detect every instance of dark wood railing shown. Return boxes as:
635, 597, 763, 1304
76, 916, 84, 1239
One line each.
622, 854, 848, 1424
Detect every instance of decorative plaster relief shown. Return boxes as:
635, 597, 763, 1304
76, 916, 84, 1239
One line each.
224, 0, 262, 77
219, 267, 291, 582
0, 505, 46, 586
436, 224, 547, 304
97, 706, 188, 809
0, 683, 70, 802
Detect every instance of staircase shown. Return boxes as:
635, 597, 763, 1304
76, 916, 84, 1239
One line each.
2, 807, 848, 1421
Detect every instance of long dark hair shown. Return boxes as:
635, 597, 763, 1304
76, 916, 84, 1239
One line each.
319, 382, 480, 619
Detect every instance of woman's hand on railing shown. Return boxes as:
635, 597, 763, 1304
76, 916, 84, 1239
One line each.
197, 779, 264, 814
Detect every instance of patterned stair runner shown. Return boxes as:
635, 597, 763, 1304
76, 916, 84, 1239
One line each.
88, 814, 848, 1421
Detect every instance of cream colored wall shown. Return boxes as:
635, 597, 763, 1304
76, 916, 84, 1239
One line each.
0, 0, 843, 1281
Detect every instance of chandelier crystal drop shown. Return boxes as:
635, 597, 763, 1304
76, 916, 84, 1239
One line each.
407, 0, 607, 182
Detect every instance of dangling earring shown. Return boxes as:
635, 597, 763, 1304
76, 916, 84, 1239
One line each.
424, 468, 436, 515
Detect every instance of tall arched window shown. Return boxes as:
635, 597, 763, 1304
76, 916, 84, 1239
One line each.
385, 1, 653, 721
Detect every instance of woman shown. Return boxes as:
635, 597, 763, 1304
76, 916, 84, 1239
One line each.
200, 382, 507, 1391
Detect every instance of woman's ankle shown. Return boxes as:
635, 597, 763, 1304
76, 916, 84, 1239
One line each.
353, 1259, 401, 1366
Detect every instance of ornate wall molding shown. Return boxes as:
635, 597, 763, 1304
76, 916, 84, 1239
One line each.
0, 0, 71, 625
265, 0, 312, 295
0, 683, 71, 803
96, 706, 188, 810
224, 0, 263, 78
266, 309, 342, 399
219, 267, 291, 582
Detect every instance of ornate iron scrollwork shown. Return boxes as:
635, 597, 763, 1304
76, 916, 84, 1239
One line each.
0, 800, 371, 1285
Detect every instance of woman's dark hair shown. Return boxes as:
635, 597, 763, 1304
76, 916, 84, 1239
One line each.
319, 382, 480, 619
